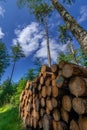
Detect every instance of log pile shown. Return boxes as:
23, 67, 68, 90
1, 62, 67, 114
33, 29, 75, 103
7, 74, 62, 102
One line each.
19, 61, 87, 130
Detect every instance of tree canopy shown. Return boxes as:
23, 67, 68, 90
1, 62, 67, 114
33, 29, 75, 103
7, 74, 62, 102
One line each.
0, 41, 9, 80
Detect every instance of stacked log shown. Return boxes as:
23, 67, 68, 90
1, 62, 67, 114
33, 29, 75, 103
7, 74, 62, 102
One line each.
19, 61, 87, 130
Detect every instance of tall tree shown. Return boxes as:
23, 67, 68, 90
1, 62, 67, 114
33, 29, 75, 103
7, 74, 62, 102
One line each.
0, 78, 15, 105
18, 0, 87, 56
18, 1, 53, 67
10, 43, 25, 84
0, 41, 9, 80
58, 25, 78, 64
25, 68, 35, 81
52, 0, 87, 55
34, 3, 53, 67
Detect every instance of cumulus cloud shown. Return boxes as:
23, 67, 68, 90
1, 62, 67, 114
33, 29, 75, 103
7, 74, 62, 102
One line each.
13, 22, 67, 64
77, 5, 87, 23
0, 27, 5, 39
35, 39, 67, 63
0, 6, 5, 17
13, 22, 44, 56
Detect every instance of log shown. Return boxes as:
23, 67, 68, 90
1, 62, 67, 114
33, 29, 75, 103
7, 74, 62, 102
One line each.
35, 98, 40, 111
52, 79, 56, 87
53, 120, 67, 130
40, 108, 45, 117
62, 95, 72, 112
43, 114, 51, 130
46, 99, 53, 111
26, 91, 30, 99
61, 108, 69, 123
25, 81, 30, 90
59, 61, 66, 69
32, 110, 39, 120
38, 120, 43, 128
41, 86, 47, 98
52, 73, 57, 80
51, 64, 59, 73
59, 121, 68, 130
79, 117, 87, 130
52, 86, 58, 97
51, 97, 58, 108
39, 93, 41, 99
41, 97, 45, 107
45, 77, 51, 86
41, 64, 51, 73
34, 76, 40, 83
43, 71, 53, 78
69, 77, 87, 97
46, 85, 52, 96
46, 107, 50, 115
56, 121, 67, 130
40, 76, 45, 85
72, 97, 87, 114
19, 100, 25, 109
70, 120, 80, 130
20, 90, 25, 101
38, 84, 42, 91
53, 109, 60, 121
52, 120, 58, 130
56, 75, 64, 88
60, 61, 87, 78
33, 117, 38, 128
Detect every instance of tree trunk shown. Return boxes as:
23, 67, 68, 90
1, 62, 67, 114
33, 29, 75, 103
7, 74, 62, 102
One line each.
69, 77, 87, 97
79, 117, 87, 130
70, 120, 80, 130
72, 97, 87, 114
9, 61, 16, 85
52, 0, 87, 55
43, 16, 51, 67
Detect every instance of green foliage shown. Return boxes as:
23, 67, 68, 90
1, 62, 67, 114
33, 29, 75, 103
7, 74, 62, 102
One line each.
0, 104, 23, 130
58, 25, 72, 43
0, 78, 27, 129
34, 57, 42, 74
57, 47, 87, 68
11, 43, 25, 62
34, 3, 53, 22
10, 78, 27, 105
9, 43, 25, 84
0, 79, 16, 106
77, 49, 87, 67
25, 68, 36, 81
57, 52, 75, 63
0, 41, 9, 80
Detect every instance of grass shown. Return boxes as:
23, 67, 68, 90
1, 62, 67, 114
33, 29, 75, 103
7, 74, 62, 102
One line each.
0, 104, 23, 130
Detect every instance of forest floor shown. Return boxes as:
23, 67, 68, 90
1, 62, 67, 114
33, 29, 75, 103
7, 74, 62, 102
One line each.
0, 104, 23, 130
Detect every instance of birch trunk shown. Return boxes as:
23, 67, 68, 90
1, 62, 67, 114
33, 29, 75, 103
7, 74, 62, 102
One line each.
52, 0, 87, 55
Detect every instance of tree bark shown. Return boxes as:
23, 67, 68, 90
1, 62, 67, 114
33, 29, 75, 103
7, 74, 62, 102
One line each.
43, 16, 51, 67
52, 0, 87, 55
9, 61, 16, 85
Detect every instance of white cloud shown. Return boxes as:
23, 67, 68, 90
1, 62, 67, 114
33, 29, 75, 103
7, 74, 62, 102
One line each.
13, 22, 67, 64
0, 27, 5, 39
13, 22, 44, 56
35, 39, 67, 63
77, 5, 87, 23
0, 6, 5, 17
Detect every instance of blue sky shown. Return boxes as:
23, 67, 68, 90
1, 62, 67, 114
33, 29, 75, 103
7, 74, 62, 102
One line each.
0, 0, 87, 83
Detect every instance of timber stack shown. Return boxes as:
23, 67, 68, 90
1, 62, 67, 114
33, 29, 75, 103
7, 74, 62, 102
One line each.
19, 61, 87, 130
